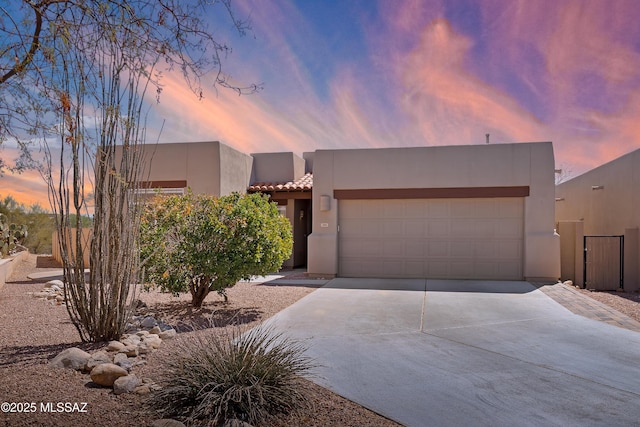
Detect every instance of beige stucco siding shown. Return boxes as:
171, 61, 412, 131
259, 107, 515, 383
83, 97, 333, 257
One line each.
117, 141, 252, 196
308, 142, 559, 281
555, 148, 640, 290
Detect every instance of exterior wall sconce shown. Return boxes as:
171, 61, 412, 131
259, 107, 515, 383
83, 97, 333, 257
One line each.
320, 195, 331, 211
591, 185, 604, 190
555, 197, 565, 201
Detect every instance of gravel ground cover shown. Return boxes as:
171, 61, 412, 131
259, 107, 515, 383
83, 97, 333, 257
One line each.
0, 254, 399, 427
574, 287, 640, 322
2, 254, 639, 427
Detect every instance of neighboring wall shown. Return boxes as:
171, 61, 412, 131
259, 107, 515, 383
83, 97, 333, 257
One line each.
556, 148, 640, 291
308, 142, 560, 281
51, 228, 92, 267
0, 250, 30, 291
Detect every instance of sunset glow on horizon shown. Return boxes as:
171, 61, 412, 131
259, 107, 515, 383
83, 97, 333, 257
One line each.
2, 0, 640, 207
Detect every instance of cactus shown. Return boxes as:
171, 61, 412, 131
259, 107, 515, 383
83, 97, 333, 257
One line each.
0, 213, 28, 257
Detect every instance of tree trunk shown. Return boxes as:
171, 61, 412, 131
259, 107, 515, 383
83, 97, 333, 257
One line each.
190, 277, 211, 308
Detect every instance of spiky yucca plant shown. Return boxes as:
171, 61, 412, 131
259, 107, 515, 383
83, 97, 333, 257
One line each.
147, 325, 315, 425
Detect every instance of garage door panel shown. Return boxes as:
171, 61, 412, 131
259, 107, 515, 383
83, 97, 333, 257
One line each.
358, 220, 382, 237
405, 239, 425, 256
339, 198, 523, 279
427, 219, 449, 237
382, 220, 404, 236
382, 240, 405, 258
450, 202, 475, 218
426, 201, 449, 217
427, 261, 449, 277
404, 200, 427, 218
496, 219, 522, 237
450, 241, 474, 257
475, 200, 497, 217
404, 220, 425, 236
427, 240, 449, 257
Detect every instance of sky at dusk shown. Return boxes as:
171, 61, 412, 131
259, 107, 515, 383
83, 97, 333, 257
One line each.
2, 0, 640, 207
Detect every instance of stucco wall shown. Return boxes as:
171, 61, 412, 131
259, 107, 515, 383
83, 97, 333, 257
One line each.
219, 143, 254, 195
555, 148, 640, 290
556, 149, 640, 235
308, 142, 559, 281
250, 152, 305, 183
118, 141, 252, 196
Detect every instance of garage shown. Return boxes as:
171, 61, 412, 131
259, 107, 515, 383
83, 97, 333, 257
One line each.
338, 197, 524, 279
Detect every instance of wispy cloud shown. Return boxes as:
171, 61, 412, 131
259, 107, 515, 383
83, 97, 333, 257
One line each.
3, 0, 640, 204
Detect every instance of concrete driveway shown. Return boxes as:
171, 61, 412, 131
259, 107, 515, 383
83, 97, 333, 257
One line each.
264, 278, 640, 427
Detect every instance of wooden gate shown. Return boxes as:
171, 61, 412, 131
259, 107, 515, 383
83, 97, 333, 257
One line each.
583, 236, 623, 290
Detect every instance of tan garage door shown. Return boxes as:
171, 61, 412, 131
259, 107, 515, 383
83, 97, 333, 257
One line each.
338, 198, 523, 279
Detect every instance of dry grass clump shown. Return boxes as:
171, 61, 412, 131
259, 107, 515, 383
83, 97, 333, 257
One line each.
147, 325, 315, 426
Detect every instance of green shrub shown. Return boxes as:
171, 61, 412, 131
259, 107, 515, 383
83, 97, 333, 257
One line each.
140, 192, 293, 307
147, 325, 315, 425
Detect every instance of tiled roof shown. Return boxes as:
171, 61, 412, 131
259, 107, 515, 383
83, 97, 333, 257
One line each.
248, 172, 313, 192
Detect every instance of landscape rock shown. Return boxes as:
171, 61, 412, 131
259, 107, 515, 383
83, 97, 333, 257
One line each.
134, 385, 151, 394
143, 334, 162, 349
158, 328, 177, 340
31, 291, 51, 299
119, 345, 138, 357
121, 334, 141, 346
113, 374, 141, 395
141, 316, 157, 329
44, 279, 64, 289
113, 353, 128, 364
137, 343, 151, 355
50, 347, 91, 371
149, 325, 162, 334
107, 340, 125, 352
90, 363, 128, 387
85, 351, 112, 372
115, 357, 134, 371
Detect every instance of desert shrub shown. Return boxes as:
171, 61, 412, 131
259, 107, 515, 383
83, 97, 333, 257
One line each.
147, 325, 315, 425
140, 192, 293, 307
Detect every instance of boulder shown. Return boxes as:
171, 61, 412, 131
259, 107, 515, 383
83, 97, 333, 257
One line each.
50, 347, 91, 371
141, 316, 157, 329
143, 334, 162, 349
85, 351, 112, 372
90, 363, 128, 387
121, 334, 141, 346
113, 353, 128, 364
120, 345, 139, 357
44, 279, 65, 289
107, 340, 125, 352
149, 326, 162, 334
134, 384, 151, 394
137, 343, 151, 355
115, 357, 134, 371
158, 328, 177, 340
113, 374, 141, 395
